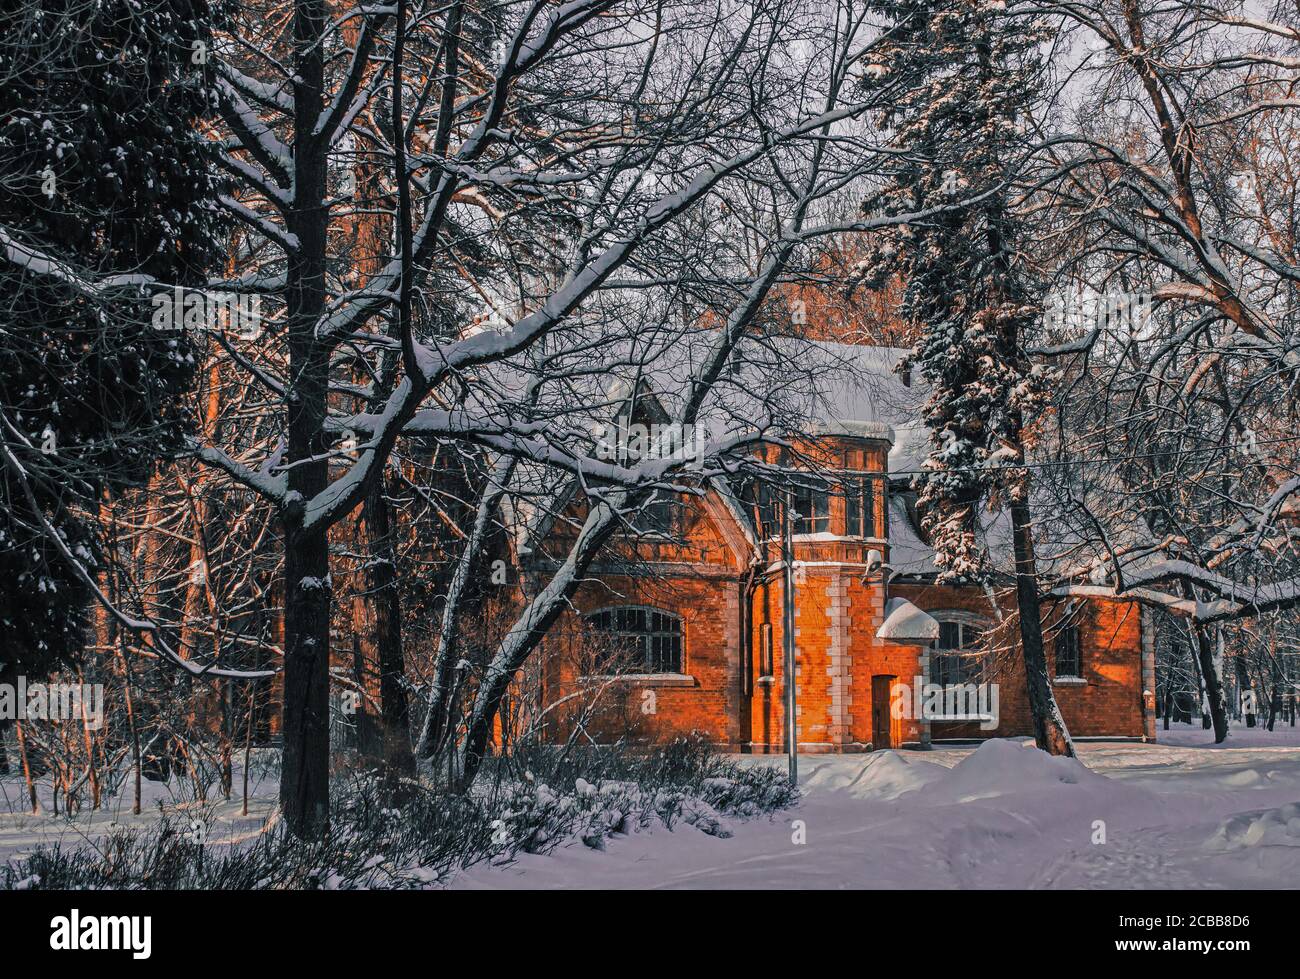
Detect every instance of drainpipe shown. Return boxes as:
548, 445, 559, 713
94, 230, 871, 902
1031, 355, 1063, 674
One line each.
919, 636, 934, 750
738, 561, 760, 753
782, 491, 798, 786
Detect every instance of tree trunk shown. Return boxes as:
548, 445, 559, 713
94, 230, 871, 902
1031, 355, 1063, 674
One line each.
220, 678, 233, 800
362, 475, 416, 784
349, 618, 378, 758
178, 358, 222, 662
1009, 494, 1074, 757
119, 646, 143, 815
456, 499, 623, 790
279, 0, 332, 840
1186, 629, 1211, 728
1235, 656, 1256, 727
242, 679, 255, 817
0, 661, 12, 776
16, 719, 38, 814
978, 115, 1070, 758
1267, 671, 1280, 732
417, 455, 514, 759
279, 293, 332, 834
1191, 622, 1230, 743
77, 669, 101, 810
281, 522, 332, 837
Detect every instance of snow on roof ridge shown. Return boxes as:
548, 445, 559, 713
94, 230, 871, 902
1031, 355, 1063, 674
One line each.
806, 419, 895, 441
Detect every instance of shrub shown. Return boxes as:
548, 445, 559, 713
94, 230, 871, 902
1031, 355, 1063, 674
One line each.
1, 737, 796, 889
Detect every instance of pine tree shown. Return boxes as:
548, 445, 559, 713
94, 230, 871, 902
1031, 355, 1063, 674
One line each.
0, 1, 227, 709
860, 0, 1073, 754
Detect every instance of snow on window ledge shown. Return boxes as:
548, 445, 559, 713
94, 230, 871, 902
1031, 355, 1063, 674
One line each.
578, 673, 696, 687
1053, 676, 1087, 686
781, 533, 887, 544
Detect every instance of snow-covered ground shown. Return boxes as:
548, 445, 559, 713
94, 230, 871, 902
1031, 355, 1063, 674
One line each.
456, 724, 1300, 889
4, 723, 1299, 889
0, 758, 281, 871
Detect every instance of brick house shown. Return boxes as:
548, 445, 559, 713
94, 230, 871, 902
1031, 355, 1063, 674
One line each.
522, 340, 1156, 752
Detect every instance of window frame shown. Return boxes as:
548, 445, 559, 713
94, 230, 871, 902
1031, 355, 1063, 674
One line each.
930, 613, 988, 686
632, 491, 683, 537
1053, 621, 1084, 679
739, 471, 886, 540
844, 473, 881, 539
584, 605, 685, 676
791, 481, 832, 535
759, 621, 774, 678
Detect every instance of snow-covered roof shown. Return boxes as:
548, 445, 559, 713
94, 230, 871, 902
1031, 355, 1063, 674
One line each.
495, 330, 1161, 587
885, 479, 1163, 584
486, 330, 924, 444
493, 332, 927, 555
886, 494, 938, 576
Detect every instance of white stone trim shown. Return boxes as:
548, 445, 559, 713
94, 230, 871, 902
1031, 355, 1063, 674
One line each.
826, 571, 852, 744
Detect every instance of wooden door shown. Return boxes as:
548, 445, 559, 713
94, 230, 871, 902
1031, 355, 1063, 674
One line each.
871, 675, 894, 750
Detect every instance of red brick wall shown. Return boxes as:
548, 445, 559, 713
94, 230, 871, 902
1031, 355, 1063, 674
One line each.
538, 571, 743, 747
892, 583, 1146, 740
540, 568, 1147, 750
746, 568, 932, 752
531, 431, 1148, 751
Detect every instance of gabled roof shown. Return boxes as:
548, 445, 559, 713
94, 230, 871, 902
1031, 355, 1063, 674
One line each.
493, 329, 1162, 589
505, 333, 928, 559
488, 330, 924, 443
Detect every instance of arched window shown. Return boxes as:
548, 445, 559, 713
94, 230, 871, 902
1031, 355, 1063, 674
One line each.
586, 606, 683, 674
930, 612, 987, 685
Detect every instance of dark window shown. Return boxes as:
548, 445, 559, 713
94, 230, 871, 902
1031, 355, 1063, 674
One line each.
933, 620, 985, 685
633, 492, 681, 536
938, 620, 961, 651
845, 476, 878, 537
586, 607, 683, 674
792, 482, 831, 534
737, 477, 779, 538
760, 622, 774, 677
1055, 623, 1083, 678
738, 477, 830, 536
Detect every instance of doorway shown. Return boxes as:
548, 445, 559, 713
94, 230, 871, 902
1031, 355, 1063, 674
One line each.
871, 675, 895, 750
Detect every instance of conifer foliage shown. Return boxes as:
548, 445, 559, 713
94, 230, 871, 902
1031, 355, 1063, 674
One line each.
861, 0, 1051, 577
859, 0, 1073, 753
0, 0, 226, 674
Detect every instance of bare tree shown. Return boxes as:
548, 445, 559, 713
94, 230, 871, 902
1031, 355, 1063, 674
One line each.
1022, 0, 1300, 742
